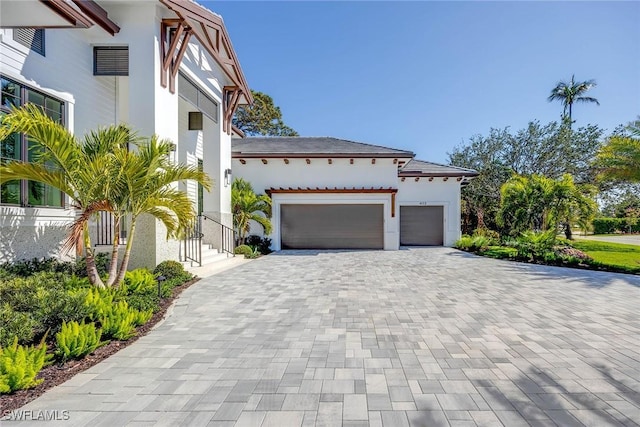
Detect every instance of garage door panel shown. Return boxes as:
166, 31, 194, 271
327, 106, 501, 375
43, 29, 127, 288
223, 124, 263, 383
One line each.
281, 204, 383, 249
400, 206, 443, 246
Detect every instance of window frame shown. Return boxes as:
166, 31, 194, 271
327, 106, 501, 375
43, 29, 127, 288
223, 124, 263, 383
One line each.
177, 72, 219, 123
1, 75, 66, 208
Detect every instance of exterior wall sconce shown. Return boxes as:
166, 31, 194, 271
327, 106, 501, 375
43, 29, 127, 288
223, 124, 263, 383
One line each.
224, 168, 232, 187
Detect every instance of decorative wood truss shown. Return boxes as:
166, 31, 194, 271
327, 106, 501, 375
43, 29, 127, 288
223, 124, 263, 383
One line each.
266, 187, 398, 217
159, 0, 253, 135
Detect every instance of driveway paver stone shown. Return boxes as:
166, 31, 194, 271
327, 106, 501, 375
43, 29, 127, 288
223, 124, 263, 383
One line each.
8, 248, 640, 426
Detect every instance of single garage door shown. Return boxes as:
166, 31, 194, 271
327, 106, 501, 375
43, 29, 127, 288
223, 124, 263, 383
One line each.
281, 204, 384, 249
400, 206, 444, 246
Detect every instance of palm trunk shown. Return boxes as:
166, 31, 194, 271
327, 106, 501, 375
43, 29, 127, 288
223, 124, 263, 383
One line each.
564, 221, 573, 240
114, 218, 136, 287
83, 224, 105, 288
105, 214, 120, 287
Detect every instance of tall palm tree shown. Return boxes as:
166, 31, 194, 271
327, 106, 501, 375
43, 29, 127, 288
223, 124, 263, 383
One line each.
231, 178, 272, 245
548, 75, 599, 125
109, 136, 211, 285
0, 105, 129, 287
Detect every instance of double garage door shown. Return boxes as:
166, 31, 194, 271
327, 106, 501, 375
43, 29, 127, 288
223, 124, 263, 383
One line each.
281, 204, 383, 249
279, 204, 444, 249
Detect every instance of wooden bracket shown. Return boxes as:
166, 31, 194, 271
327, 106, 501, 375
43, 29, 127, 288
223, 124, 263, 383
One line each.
160, 19, 193, 94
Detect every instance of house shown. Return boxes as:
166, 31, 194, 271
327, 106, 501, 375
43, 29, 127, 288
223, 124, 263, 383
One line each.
232, 137, 478, 250
0, 0, 250, 267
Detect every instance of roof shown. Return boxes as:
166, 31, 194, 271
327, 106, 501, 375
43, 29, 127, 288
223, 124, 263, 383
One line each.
160, 0, 252, 105
232, 137, 415, 158
398, 159, 479, 177
0, 1, 119, 35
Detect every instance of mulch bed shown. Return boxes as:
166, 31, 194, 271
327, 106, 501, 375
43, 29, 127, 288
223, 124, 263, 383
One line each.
0, 277, 201, 417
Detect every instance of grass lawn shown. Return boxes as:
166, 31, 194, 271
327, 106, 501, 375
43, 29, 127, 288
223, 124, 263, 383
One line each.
571, 240, 640, 273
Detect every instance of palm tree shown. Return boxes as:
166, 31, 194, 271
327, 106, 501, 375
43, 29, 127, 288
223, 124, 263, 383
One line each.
0, 105, 211, 287
548, 75, 599, 125
231, 178, 272, 245
0, 105, 129, 287
498, 173, 596, 238
596, 135, 640, 184
109, 136, 211, 285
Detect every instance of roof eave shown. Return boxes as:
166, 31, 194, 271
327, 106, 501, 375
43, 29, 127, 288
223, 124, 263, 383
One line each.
159, 0, 252, 104
398, 172, 480, 178
232, 153, 415, 159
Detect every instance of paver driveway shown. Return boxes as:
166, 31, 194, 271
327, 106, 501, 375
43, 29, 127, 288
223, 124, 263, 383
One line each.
12, 248, 640, 426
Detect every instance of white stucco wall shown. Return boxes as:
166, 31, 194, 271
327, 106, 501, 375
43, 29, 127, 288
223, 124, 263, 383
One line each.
235, 157, 401, 192
234, 156, 465, 249
397, 178, 463, 246
234, 157, 407, 250
0, 2, 238, 265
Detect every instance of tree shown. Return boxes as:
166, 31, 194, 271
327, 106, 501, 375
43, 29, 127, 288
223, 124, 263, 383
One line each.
233, 90, 298, 136
548, 75, 599, 125
0, 105, 128, 287
595, 120, 640, 184
0, 105, 211, 287
231, 178, 272, 244
109, 136, 211, 285
449, 121, 603, 233
497, 174, 596, 238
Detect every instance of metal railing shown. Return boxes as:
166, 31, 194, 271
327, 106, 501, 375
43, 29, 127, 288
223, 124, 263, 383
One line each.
95, 212, 127, 246
182, 215, 203, 266
202, 214, 236, 256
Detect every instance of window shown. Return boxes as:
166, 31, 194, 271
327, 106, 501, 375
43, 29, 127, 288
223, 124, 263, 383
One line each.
93, 46, 129, 76
13, 28, 45, 56
1, 76, 64, 207
178, 72, 218, 122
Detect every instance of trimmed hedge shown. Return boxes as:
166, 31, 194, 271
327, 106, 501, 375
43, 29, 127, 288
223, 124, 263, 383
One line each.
592, 218, 640, 235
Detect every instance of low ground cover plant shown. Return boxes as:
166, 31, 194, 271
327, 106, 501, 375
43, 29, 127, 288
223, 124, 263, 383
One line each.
0, 338, 52, 394
0, 259, 194, 395
55, 321, 107, 362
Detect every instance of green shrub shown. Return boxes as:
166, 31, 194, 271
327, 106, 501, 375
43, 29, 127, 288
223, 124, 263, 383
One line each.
592, 217, 640, 234
123, 268, 156, 293
118, 269, 161, 312
55, 321, 107, 362
63, 275, 91, 290
132, 309, 153, 327
84, 287, 115, 322
472, 228, 500, 244
123, 291, 160, 313
454, 235, 491, 252
246, 235, 273, 255
153, 260, 190, 281
510, 230, 557, 260
99, 301, 151, 340
234, 244, 254, 257
0, 304, 37, 348
0, 337, 52, 394
0, 258, 74, 278
74, 252, 110, 277
482, 246, 518, 259
0, 273, 89, 339
159, 276, 187, 298
454, 236, 475, 251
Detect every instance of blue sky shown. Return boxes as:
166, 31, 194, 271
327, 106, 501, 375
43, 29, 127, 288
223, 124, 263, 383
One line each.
207, 1, 640, 164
